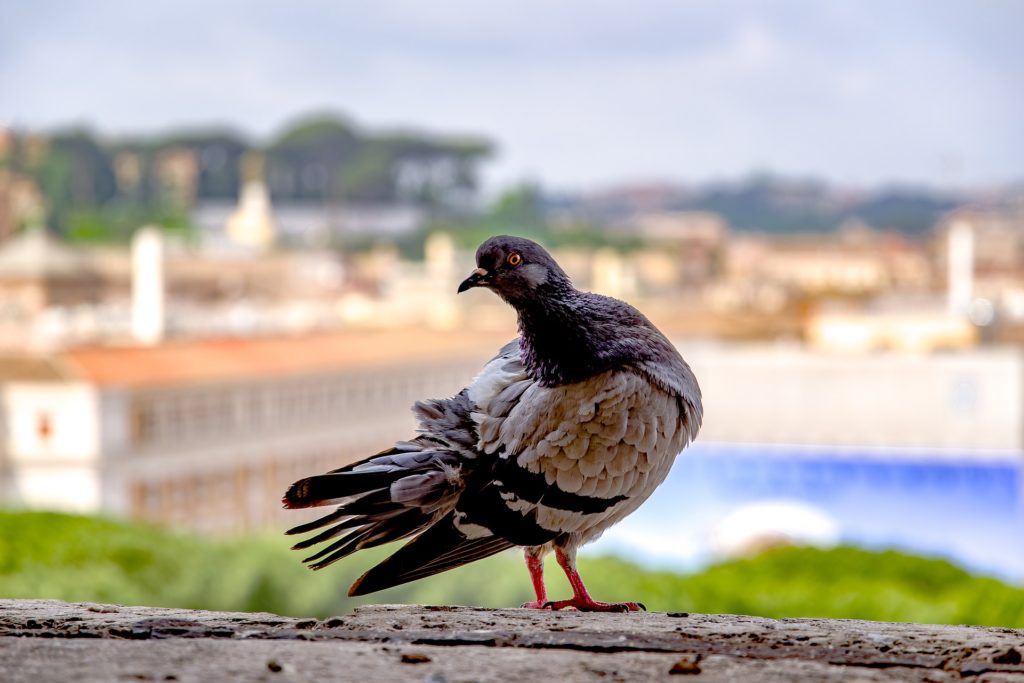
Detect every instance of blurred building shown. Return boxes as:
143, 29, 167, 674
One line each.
0, 228, 104, 307
0, 168, 45, 242
154, 147, 200, 208
685, 342, 1022, 450
0, 227, 357, 350
935, 208, 1024, 325
0, 229, 107, 348
723, 230, 932, 298
0, 330, 503, 533
806, 309, 976, 353
628, 211, 728, 287
3, 333, 1022, 535
194, 200, 425, 249
0, 226, 517, 350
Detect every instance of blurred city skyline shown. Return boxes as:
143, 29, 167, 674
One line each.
3, 0, 1024, 615
3, 1, 1023, 192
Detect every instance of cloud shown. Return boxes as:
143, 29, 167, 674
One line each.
2, 1, 1022, 189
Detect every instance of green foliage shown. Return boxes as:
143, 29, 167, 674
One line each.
270, 115, 359, 150
335, 147, 395, 202
2, 511, 1022, 626
30, 129, 118, 231
65, 204, 193, 244
11, 114, 493, 242
489, 184, 546, 230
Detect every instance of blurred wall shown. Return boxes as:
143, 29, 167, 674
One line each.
684, 343, 1023, 451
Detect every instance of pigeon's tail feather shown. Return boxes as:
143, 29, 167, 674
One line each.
282, 470, 396, 509
304, 509, 431, 570
282, 441, 465, 509
348, 513, 514, 596
287, 505, 399, 550
284, 442, 474, 573
283, 508, 349, 536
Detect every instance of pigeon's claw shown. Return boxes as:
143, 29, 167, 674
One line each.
521, 599, 549, 609
542, 598, 646, 613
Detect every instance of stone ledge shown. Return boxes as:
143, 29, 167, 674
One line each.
1, 599, 1023, 682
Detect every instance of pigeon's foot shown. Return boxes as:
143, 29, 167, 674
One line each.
542, 598, 646, 613
520, 599, 549, 609
520, 550, 549, 610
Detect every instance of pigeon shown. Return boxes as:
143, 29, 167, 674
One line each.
283, 235, 702, 611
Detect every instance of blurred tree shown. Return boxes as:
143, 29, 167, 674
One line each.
34, 129, 117, 232
266, 113, 492, 207
10, 113, 492, 244
489, 182, 545, 229
266, 114, 360, 201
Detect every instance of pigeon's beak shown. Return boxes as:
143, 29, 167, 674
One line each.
458, 268, 489, 294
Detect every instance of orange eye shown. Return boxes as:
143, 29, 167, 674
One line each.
507, 253, 522, 266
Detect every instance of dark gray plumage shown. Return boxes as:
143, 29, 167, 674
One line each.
284, 235, 702, 611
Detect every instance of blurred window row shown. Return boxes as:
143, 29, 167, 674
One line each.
127, 366, 463, 449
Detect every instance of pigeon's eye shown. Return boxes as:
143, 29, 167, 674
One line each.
507, 253, 522, 267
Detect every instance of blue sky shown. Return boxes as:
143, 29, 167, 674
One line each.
2, 1, 1022, 191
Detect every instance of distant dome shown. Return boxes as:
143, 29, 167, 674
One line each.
226, 180, 277, 250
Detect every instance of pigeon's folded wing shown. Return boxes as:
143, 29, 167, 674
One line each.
282, 389, 488, 571
283, 347, 525, 590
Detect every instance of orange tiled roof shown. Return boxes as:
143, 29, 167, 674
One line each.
60, 329, 509, 388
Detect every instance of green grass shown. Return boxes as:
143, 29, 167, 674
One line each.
1, 510, 1022, 626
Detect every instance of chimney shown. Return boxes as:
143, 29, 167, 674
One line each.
947, 219, 973, 316
131, 226, 165, 345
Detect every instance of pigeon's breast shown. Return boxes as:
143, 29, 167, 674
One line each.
467, 343, 693, 539
498, 371, 685, 500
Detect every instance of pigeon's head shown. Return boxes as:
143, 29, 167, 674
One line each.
457, 235, 572, 302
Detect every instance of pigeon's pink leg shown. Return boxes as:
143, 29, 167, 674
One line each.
520, 551, 549, 609
544, 547, 646, 613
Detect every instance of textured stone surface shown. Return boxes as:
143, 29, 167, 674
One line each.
2, 600, 1024, 681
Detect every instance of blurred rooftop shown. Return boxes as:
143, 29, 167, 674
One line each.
5, 328, 511, 388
